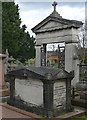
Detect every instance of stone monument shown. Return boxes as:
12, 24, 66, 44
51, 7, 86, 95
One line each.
7, 66, 74, 117
32, 1, 83, 87
0, 54, 9, 99
4, 49, 9, 74
6, 1, 82, 118
76, 64, 87, 100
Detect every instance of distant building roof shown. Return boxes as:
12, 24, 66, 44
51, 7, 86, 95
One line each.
48, 56, 58, 60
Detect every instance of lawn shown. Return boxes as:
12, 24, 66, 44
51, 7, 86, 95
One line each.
71, 115, 87, 120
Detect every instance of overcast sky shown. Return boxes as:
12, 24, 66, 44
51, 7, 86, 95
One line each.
15, 1, 85, 36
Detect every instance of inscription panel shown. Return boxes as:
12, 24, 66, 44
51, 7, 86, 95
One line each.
54, 81, 66, 108
15, 78, 43, 106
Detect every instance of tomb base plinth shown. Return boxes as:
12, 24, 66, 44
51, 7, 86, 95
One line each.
7, 66, 74, 118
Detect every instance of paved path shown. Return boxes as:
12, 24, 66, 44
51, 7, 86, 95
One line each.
2, 106, 31, 118
0, 103, 40, 119
0, 103, 85, 120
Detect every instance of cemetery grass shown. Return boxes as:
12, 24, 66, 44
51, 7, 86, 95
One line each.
70, 115, 87, 120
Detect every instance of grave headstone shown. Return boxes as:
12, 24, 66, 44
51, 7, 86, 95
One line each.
76, 64, 87, 100
0, 54, 9, 99
0, 54, 7, 87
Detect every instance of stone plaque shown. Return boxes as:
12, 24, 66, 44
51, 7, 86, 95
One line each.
15, 78, 43, 106
53, 81, 66, 108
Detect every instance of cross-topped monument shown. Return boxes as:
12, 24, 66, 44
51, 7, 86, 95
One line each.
32, 1, 83, 87
52, 1, 58, 11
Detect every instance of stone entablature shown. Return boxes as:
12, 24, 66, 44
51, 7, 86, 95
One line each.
32, 13, 83, 45
7, 66, 74, 117
36, 28, 78, 45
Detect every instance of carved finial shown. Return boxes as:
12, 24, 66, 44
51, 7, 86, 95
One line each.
52, 1, 58, 12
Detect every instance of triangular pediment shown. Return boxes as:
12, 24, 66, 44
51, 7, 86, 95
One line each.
32, 13, 83, 33
32, 16, 69, 33
39, 20, 66, 30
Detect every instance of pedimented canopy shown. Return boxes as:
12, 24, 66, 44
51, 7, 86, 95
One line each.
32, 3, 83, 34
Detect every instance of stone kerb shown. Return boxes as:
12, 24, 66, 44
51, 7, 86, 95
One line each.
7, 66, 74, 118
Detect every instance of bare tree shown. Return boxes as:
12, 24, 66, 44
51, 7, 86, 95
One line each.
78, 23, 87, 64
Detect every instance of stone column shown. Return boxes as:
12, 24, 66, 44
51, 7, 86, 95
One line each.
41, 44, 47, 66
66, 79, 73, 112
73, 44, 80, 86
65, 43, 75, 72
72, 59, 79, 86
10, 76, 15, 101
7, 76, 15, 105
43, 80, 53, 117
65, 43, 79, 87
35, 45, 41, 67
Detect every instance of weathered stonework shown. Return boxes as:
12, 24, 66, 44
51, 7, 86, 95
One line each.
0, 54, 9, 98
31, 2, 83, 87
7, 66, 74, 117
53, 81, 66, 109
15, 78, 43, 106
35, 28, 79, 45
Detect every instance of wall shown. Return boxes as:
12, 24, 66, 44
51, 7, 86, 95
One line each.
15, 78, 43, 106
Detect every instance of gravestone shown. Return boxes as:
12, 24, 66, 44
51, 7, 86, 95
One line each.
32, 2, 83, 87
76, 64, 87, 100
0, 54, 7, 88
0, 54, 9, 100
7, 66, 74, 117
